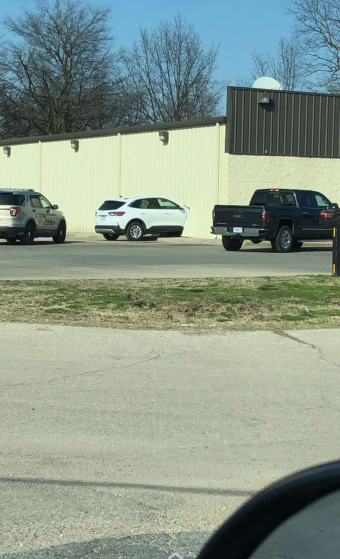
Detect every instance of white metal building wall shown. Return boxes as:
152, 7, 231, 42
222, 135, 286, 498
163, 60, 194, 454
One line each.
0, 123, 227, 239
2, 123, 340, 239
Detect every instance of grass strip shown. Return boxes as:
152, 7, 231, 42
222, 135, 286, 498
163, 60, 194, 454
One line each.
1, 276, 340, 331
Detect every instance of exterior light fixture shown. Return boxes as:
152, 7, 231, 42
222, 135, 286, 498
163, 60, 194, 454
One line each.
70, 139, 79, 151
159, 131, 169, 144
3, 146, 11, 157
259, 96, 271, 104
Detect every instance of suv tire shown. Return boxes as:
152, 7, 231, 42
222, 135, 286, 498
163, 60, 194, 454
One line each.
20, 222, 36, 245
222, 236, 243, 251
126, 222, 144, 241
103, 233, 120, 241
53, 221, 67, 244
274, 226, 293, 253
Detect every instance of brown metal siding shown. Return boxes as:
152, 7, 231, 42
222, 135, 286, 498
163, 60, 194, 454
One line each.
226, 86, 340, 158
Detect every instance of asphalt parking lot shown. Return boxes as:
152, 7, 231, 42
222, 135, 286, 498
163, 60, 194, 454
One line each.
2, 324, 340, 557
0, 236, 332, 280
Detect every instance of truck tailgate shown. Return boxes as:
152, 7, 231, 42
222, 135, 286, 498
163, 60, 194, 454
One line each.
214, 205, 263, 227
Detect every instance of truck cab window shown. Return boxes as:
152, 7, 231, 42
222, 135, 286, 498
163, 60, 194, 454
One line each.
250, 192, 268, 205
297, 192, 314, 208
267, 193, 281, 206
281, 194, 296, 207
314, 193, 330, 208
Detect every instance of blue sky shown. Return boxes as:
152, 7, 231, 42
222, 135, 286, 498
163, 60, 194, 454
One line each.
1, 0, 293, 84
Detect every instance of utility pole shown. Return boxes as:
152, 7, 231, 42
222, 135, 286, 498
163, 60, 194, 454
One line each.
320, 208, 340, 276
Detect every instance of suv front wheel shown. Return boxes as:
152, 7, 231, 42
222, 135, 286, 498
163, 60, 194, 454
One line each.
53, 221, 67, 244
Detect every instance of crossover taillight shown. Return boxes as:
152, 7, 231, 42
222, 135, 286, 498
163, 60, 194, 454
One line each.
108, 211, 125, 216
10, 207, 21, 217
212, 209, 215, 220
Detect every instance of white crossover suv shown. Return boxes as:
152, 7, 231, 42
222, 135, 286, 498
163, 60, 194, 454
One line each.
95, 196, 190, 241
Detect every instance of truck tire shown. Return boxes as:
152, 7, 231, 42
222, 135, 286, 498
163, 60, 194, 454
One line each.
274, 226, 293, 253
222, 236, 243, 251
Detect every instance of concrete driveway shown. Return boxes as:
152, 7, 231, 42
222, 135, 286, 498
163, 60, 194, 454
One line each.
0, 237, 333, 279
1, 323, 340, 557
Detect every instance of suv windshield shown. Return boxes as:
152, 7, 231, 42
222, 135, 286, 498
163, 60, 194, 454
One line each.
99, 201, 125, 211
0, 193, 25, 206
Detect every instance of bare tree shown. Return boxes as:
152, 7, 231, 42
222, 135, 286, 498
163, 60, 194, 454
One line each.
287, 0, 340, 92
250, 38, 305, 90
120, 16, 224, 123
0, 0, 126, 137
233, 76, 253, 87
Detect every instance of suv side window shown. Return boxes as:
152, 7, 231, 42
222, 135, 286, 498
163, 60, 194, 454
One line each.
146, 198, 160, 209
30, 196, 41, 208
130, 198, 159, 209
314, 193, 331, 208
158, 198, 178, 209
130, 199, 143, 209
39, 196, 51, 209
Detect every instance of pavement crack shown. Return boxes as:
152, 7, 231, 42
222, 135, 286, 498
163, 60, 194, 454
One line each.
125, 354, 160, 370
274, 330, 318, 351
0, 369, 107, 389
274, 330, 340, 373
0, 356, 160, 390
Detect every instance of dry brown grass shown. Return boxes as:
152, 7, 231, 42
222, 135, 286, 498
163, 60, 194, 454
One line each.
1, 276, 340, 331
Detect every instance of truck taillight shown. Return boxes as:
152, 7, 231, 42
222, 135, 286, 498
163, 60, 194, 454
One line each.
10, 207, 21, 217
262, 209, 270, 223
212, 209, 215, 220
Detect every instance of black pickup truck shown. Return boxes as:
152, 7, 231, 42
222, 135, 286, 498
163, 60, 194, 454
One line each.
212, 189, 338, 253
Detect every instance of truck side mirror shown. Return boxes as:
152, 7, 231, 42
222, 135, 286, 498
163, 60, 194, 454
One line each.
331, 203, 339, 209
